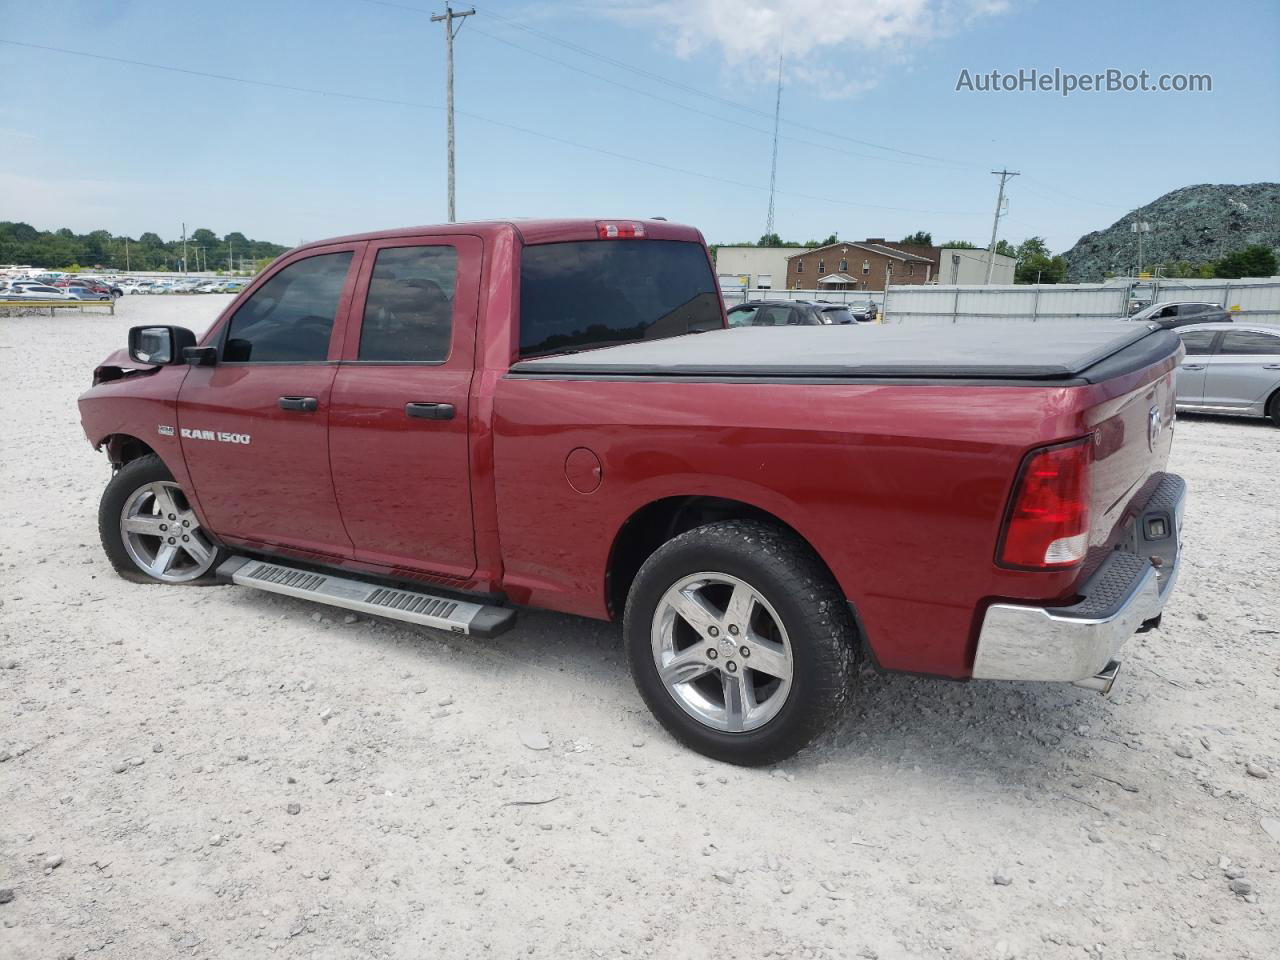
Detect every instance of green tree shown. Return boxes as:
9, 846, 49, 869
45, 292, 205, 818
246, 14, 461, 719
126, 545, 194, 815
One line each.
757, 232, 783, 247
1214, 244, 1278, 279
191, 228, 217, 246
941, 240, 977, 248
994, 239, 1018, 259
803, 233, 838, 247
901, 231, 933, 245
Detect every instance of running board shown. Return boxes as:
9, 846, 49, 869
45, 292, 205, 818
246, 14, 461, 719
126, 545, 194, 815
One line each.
215, 556, 515, 637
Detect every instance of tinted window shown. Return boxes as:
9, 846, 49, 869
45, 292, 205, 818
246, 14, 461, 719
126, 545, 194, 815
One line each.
519, 240, 722, 358
1178, 329, 1217, 355
1221, 330, 1280, 355
224, 252, 352, 362
821, 307, 853, 325
359, 246, 457, 362
1156, 305, 1178, 318
753, 305, 791, 326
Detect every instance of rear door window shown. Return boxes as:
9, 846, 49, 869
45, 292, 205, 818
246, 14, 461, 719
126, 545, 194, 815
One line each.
1220, 330, 1280, 355
358, 246, 458, 362
1178, 329, 1218, 355
753, 305, 791, 326
224, 252, 353, 362
821, 307, 853, 325
519, 239, 722, 358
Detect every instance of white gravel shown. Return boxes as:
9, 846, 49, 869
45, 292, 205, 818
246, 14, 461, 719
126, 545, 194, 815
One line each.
1, 296, 1278, 958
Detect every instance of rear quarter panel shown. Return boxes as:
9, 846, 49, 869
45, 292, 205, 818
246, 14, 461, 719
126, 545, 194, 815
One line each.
493, 377, 1115, 678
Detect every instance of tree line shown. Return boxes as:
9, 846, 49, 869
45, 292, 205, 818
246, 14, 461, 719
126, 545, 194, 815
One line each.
0, 222, 290, 273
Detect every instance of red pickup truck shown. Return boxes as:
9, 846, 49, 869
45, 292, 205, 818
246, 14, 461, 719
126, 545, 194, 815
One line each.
79, 219, 1186, 765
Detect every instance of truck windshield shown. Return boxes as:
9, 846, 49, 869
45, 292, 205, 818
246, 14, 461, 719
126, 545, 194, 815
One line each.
519, 239, 723, 358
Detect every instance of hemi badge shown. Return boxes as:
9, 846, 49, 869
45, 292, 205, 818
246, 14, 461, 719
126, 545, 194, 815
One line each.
158, 425, 175, 437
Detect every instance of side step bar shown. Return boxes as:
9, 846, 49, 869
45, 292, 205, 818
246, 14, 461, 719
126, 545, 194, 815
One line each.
216, 556, 516, 638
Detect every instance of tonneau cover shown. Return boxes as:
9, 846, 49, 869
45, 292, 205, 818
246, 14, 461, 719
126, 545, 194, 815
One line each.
510, 322, 1176, 383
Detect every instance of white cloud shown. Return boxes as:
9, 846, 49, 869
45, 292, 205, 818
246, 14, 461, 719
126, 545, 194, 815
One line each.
604, 0, 1012, 93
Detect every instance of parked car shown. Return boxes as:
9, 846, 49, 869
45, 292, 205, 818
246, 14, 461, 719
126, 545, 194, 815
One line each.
846, 299, 879, 322
1127, 301, 1230, 329
2, 284, 74, 299
93, 279, 125, 298
66, 286, 113, 301
78, 218, 1186, 765
1175, 323, 1280, 426
727, 299, 855, 327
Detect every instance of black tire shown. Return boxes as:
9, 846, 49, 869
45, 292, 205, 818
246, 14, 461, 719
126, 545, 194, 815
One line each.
1268, 390, 1280, 428
98, 454, 226, 585
623, 520, 858, 766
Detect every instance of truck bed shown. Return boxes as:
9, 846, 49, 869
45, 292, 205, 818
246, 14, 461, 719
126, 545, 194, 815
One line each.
510, 322, 1180, 385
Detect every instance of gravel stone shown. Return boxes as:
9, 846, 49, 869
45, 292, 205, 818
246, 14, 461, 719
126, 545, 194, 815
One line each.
1229, 878, 1254, 897
1245, 762, 1270, 779
44, 854, 63, 870
0, 888, 14, 905
993, 872, 1013, 886
1173, 743, 1193, 759
287, 802, 302, 816
111, 761, 127, 774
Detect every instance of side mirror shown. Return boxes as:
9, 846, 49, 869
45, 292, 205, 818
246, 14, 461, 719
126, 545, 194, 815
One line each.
128, 326, 197, 366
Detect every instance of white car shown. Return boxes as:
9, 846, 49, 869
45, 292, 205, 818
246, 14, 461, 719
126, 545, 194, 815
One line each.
1, 284, 74, 300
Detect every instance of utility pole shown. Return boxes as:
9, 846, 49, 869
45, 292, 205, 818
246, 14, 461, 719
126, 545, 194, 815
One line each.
431, 4, 475, 223
124, 237, 130, 273
984, 169, 1019, 283
1131, 218, 1151, 276
228, 238, 233, 275
764, 54, 783, 239
181, 222, 188, 275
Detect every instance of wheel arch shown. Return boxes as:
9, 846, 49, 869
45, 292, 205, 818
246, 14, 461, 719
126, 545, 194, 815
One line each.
605, 495, 843, 619
101, 433, 159, 467
1266, 382, 1280, 424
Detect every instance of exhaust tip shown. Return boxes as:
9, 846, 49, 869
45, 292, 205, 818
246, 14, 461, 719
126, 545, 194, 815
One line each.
1073, 660, 1121, 696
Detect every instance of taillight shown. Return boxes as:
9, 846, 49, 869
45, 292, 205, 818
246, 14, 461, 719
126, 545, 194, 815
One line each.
596, 221, 646, 239
998, 438, 1092, 569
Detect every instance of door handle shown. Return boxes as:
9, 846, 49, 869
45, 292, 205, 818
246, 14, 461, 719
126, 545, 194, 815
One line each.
278, 396, 319, 412
1181, 365, 1205, 371
405, 401, 455, 421
1264, 364, 1280, 370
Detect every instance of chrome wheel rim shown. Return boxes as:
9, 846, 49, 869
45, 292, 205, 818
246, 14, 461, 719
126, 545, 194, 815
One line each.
651, 572, 794, 733
119, 481, 215, 583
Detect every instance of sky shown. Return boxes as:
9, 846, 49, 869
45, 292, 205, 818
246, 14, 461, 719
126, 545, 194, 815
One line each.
1, 0, 1277, 253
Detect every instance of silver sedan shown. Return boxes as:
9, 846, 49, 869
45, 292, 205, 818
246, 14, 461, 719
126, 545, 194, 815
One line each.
1175, 323, 1280, 427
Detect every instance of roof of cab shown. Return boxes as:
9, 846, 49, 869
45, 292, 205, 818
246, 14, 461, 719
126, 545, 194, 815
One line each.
291, 218, 704, 253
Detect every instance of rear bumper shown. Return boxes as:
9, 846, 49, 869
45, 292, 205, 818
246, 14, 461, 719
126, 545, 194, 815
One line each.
972, 473, 1185, 685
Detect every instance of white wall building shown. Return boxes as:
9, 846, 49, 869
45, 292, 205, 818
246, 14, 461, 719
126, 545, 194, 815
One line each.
714, 246, 812, 291
937, 247, 1016, 285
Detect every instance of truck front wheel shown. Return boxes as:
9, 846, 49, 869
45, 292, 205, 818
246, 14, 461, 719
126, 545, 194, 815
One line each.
624, 520, 858, 765
98, 454, 225, 584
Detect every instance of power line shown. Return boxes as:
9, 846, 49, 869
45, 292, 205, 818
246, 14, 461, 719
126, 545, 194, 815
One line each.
361, 0, 980, 169
0, 38, 987, 218
464, 22, 956, 172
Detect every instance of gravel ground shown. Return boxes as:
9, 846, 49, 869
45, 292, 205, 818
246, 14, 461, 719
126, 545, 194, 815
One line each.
1, 295, 1278, 960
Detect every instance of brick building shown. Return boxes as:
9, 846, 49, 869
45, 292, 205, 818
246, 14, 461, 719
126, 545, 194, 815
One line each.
785, 239, 936, 291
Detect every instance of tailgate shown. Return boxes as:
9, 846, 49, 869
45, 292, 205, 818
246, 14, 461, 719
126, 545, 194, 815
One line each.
1082, 363, 1178, 567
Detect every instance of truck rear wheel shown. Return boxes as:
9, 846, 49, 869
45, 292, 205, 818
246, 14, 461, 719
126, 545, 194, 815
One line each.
624, 520, 857, 765
99, 454, 225, 585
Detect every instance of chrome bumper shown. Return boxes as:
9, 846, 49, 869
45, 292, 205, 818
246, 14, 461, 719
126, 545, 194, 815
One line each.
972, 473, 1185, 687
